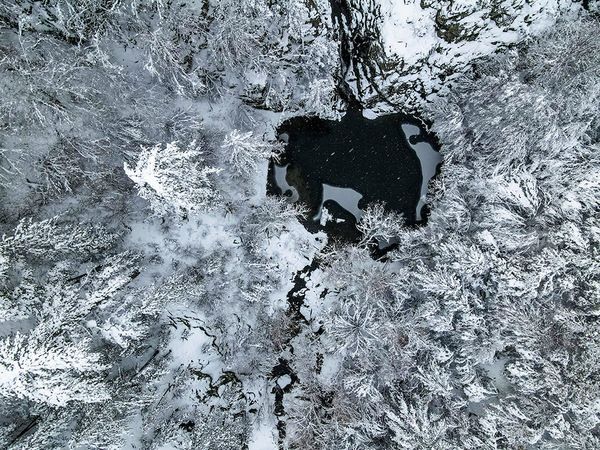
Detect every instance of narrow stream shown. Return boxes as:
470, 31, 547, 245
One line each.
265, 3, 441, 447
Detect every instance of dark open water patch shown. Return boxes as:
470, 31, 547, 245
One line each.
267, 108, 441, 242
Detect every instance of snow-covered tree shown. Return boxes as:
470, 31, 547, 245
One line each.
0, 216, 115, 260
220, 130, 282, 176
356, 202, 405, 246
302, 78, 341, 119
124, 141, 221, 217
0, 251, 140, 407
0, 332, 109, 407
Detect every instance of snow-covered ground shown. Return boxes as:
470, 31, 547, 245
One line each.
347, 0, 584, 112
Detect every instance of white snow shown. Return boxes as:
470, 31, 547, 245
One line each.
248, 419, 278, 450
379, 0, 438, 67
378, 0, 581, 67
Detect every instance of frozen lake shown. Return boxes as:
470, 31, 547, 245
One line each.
267, 108, 441, 241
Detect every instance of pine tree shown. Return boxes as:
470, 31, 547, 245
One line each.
124, 141, 222, 217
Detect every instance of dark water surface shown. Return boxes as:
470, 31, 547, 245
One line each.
267, 109, 441, 241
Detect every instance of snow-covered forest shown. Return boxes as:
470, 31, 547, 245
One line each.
0, 0, 599, 448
